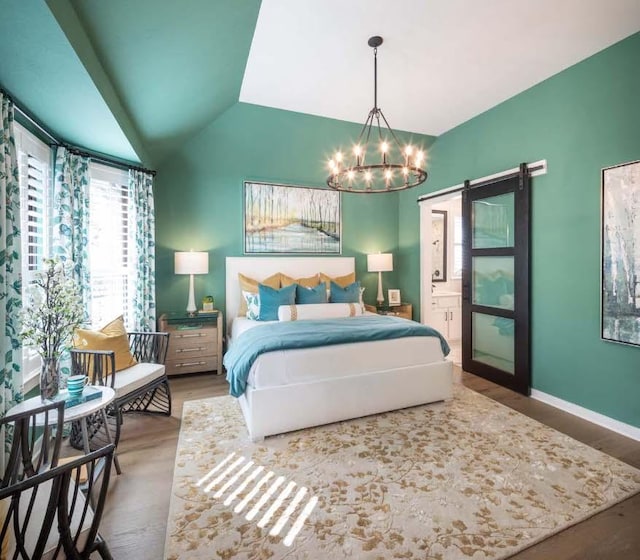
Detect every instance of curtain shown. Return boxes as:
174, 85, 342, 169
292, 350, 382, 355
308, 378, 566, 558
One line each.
52, 147, 91, 322
129, 170, 156, 331
0, 93, 23, 466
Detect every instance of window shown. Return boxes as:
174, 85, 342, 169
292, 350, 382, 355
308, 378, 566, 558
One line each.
453, 215, 463, 279
15, 123, 52, 382
87, 163, 133, 328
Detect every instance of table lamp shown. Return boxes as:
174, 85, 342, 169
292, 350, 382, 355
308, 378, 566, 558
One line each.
367, 252, 393, 306
175, 251, 209, 316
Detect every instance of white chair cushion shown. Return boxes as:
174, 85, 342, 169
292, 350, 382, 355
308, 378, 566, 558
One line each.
107, 362, 166, 399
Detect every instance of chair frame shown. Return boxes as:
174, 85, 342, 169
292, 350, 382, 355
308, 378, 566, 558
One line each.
70, 332, 170, 449
1, 400, 65, 488
0, 445, 115, 560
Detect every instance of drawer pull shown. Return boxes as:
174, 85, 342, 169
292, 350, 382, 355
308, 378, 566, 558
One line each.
176, 332, 206, 339
175, 347, 205, 353
176, 361, 207, 367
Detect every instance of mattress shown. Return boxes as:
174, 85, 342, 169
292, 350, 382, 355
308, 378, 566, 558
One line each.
229, 317, 446, 391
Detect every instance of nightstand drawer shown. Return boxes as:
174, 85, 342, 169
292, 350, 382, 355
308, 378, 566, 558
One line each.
166, 356, 219, 375
169, 329, 217, 349
433, 296, 459, 309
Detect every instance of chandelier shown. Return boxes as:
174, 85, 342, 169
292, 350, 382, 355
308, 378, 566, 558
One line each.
326, 36, 428, 193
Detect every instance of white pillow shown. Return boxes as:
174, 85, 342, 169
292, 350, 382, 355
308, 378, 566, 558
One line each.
242, 290, 260, 320
278, 303, 363, 322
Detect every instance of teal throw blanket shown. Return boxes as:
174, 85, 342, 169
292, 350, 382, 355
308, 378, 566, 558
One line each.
224, 315, 450, 397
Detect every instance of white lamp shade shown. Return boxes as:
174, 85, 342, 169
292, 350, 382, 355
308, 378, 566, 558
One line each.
367, 253, 393, 272
175, 251, 209, 275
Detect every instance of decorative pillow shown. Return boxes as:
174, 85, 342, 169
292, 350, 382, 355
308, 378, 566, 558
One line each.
280, 273, 320, 288
320, 272, 356, 290
258, 283, 296, 321
73, 316, 137, 372
330, 280, 361, 304
296, 283, 327, 304
238, 272, 280, 316
242, 291, 260, 320
278, 303, 363, 321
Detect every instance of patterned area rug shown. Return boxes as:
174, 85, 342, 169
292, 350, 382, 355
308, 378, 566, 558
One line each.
165, 387, 640, 559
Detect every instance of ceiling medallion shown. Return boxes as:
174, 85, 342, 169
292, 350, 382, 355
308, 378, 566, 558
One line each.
326, 36, 427, 193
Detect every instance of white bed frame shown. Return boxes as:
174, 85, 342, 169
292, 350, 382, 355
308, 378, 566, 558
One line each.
225, 256, 453, 441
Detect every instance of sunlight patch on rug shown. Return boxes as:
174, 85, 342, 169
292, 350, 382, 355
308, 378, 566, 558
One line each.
164, 386, 640, 560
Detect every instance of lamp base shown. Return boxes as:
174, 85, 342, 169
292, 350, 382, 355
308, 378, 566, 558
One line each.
186, 273, 197, 316
376, 271, 384, 306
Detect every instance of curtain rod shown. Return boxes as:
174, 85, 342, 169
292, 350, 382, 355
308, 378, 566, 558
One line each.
417, 160, 547, 203
1, 86, 156, 177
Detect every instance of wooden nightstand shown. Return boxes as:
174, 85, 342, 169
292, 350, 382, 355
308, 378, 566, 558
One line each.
158, 312, 223, 375
365, 303, 413, 320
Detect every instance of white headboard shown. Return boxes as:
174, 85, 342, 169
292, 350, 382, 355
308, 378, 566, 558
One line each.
225, 256, 355, 333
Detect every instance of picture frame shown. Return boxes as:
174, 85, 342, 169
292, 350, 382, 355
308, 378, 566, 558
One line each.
601, 160, 640, 347
432, 210, 447, 282
388, 289, 401, 306
244, 181, 341, 254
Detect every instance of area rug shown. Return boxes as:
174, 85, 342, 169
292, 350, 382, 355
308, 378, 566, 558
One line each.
165, 386, 640, 559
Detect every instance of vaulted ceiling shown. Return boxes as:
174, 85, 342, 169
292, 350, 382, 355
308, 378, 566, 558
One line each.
1, 0, 638, 168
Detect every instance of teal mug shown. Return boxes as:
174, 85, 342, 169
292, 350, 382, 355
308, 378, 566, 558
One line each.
67, 374, 89, 398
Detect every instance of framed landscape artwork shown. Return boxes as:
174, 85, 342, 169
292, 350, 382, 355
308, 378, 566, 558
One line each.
244, 182, 341, 254
601, 160, 640, 346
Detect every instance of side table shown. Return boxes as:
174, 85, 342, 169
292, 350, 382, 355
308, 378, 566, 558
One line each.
159, 311, 223, 375
7, 386, 122, 475
365, 302, 413, 320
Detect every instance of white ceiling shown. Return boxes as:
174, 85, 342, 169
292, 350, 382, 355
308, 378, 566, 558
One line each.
240, 0, 640, 136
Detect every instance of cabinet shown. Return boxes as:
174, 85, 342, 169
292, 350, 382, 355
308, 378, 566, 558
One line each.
158, 312, 223, 375
429, 294, 461, 340
365, 303, 413, 320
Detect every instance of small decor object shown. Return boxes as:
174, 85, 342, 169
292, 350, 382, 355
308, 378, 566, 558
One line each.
66, 374, 88, 398
202, 295, 215, 312
244, 182, 340, 254
602, 160, 640, 346
388, 289, 401, 306
325, 36, 427, 193
175, 251, 209, 316
367, 253, 393, 306
432, 210, 447, 282
20, 258, 84, 401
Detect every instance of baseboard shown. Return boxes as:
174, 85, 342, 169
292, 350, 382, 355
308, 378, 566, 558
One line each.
530, 389, 640, 442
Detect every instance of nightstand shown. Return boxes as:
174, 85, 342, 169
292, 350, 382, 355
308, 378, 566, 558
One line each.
158, 312, 223, 375
365, 303, 413, 320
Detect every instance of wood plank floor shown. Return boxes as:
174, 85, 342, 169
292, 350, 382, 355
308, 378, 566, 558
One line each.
97, 370, 640, 559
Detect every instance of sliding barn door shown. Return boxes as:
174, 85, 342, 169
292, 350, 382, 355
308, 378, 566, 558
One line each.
461, 165, 531, 394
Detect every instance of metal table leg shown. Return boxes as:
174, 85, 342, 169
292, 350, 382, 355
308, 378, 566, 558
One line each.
101, 408, 122, 475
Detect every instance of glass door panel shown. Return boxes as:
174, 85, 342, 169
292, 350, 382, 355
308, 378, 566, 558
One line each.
472, 256, 515, 310
472, 312, 515, 374
472, 192, 514, 248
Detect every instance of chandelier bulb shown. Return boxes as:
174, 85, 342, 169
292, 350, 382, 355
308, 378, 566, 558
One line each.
404, 145, 413, 156
364, 170, 372, 182
380, 141, 389, 153
335, 151, 343, 162
328, 159, 336, 170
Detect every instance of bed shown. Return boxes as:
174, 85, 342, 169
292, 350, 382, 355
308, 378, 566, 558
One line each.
225, 256, 453, 441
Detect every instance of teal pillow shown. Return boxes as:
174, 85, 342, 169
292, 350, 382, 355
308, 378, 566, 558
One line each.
258, 283, 296, 321
330, 280, 360, 304
296, 283, 327, 305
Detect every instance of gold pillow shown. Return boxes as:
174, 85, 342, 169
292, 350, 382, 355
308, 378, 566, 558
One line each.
73, 316, 137, 373
280, 273, 320, 288
320, 272, 356, 290
238, 273, 280, 316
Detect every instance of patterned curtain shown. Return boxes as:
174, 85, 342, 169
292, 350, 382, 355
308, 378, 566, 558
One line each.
0, 93, 23, 466
129, 170, 156, 331
51, 147, 91, 322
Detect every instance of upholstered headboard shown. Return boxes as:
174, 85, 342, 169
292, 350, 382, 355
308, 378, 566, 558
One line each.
225, 256, 355, 333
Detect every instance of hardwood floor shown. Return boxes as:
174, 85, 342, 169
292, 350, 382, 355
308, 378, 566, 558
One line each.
97, 370, 640, 559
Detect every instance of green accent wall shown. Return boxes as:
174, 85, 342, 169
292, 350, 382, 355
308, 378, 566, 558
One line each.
155, 102, 434, 321
398, 32, 640, 428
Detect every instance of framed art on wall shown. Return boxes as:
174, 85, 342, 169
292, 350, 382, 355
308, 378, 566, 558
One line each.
432, 210, 447, 282
388, 289, 401, 306
601, 160, 640, 347
244, 182, 341, 254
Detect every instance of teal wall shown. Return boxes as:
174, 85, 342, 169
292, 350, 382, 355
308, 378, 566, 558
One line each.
155, 102, 434, 321
398, 32, 640, 427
